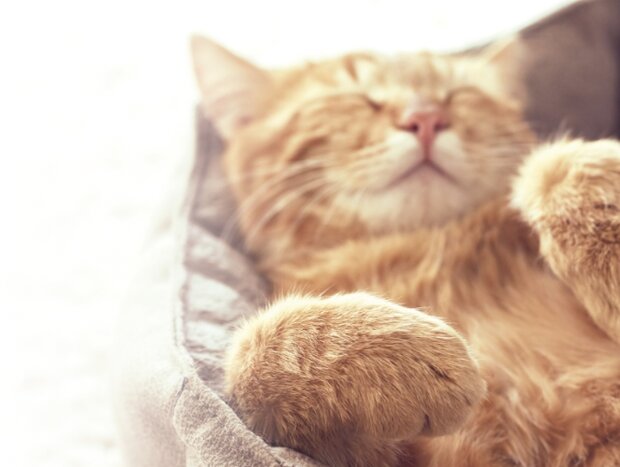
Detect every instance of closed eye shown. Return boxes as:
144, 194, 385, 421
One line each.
445, 86, 491, 104
362, 94, 383, 111
292, 92, 383, 120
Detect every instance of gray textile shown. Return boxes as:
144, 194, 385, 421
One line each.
113, 114, 319, 467
519, 0, 620, 139
113, 1, 620, 466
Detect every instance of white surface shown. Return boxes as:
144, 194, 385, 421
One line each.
1, 0, 572, 466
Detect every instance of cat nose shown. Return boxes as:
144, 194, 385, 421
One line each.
398, 108, 449, 159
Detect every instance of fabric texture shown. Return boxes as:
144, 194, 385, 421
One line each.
113, 1, 620, 466
113, 112, 319, 467
519, 0, 620, 139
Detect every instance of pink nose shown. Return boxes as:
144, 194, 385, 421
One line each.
398, 108, 449, 159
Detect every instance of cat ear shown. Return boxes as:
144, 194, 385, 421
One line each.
479, 36, 522, 67
478, 36, 525, 101
191, 35, 273, 138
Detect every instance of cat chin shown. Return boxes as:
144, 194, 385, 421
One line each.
350, 162, 513, 233
352, 180, 469, 233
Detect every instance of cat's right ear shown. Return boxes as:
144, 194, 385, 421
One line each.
191, 36, 273, 139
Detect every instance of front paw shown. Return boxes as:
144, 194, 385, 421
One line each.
512, 139, 620, 341
225, 293, 485, 467
512, 138, 620, 237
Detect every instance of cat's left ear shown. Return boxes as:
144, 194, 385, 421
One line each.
478, 36, 525, 99
479, 36, 522, 66
191, 35, 273, 139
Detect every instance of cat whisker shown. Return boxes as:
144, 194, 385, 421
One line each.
243, 178, 332, 247
222, 177, 322, 244
288, 184, 340, 238
220, 163, 330, 243
225, 158, 334, 183
312, 190, 345, 241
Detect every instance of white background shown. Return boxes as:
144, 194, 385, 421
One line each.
1, 1, 573, 465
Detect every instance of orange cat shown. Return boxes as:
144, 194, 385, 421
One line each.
192, 36, 620, 467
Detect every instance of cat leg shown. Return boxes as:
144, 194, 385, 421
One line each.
512, 139, 620, 342
225, 292, 486, 467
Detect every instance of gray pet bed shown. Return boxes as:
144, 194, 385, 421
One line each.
113, 1, 620, 466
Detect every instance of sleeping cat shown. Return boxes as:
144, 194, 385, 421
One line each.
191, 36, 620, 466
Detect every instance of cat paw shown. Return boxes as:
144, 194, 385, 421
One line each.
512, 139, 620, 342
225, 292, 485, 467
512, 138, 620, 237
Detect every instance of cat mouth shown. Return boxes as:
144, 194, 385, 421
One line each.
388, 160, 458, 188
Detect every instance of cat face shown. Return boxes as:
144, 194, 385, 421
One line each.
192, 37, 535, 251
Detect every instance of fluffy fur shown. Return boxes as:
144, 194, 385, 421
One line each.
192, 36, 620, 466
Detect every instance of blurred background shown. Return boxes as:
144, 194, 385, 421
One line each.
1, 0, 573, 466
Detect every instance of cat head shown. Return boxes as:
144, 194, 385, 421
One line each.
192, 37, 535, 255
